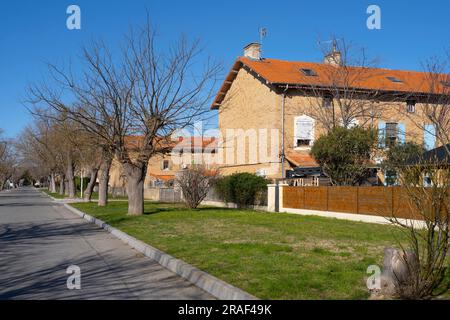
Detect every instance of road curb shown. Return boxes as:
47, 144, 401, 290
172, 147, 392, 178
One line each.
63, 203, 258, 300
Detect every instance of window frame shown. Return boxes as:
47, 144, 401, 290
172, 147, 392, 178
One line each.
162, 159, 170, 171
322, 95, 333, 108
300, 68, 317, 77
385, 122, 398, 147
406, 99, 416, 113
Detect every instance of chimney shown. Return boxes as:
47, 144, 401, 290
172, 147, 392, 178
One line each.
323, 41, 342, 66
243, 43, 261, 60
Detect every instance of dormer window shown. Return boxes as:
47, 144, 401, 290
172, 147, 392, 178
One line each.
387, 76, 403, 83
406, 100, 416, 113
301, 68, 317, 77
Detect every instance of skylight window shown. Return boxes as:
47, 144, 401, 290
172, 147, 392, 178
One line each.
386, 76, 403, 83
301, 68, 317, 77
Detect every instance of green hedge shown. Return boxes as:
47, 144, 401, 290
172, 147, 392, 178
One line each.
215, 173, 267, 208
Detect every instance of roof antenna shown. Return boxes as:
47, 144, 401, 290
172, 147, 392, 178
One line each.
259, 27, 267, 58
318, 38, 341, 51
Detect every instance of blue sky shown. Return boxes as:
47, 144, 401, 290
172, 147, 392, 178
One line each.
0, 0, 449, 138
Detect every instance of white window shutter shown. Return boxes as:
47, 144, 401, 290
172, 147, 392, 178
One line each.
295, 116, 315, 140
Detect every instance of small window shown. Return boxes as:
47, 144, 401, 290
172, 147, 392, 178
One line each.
441, 81, 450, 87
296, 139, 311, 147
387, 76, 403, 83
406, 100, 416, 113
162, 160, 170, 170
322, 96, 333, 108
301, 68, 317, 77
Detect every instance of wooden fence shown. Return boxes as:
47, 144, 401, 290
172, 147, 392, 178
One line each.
283, 186, 424, 220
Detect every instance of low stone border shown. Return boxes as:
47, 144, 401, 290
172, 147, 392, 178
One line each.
279, 207, 427, 229
63, 203, 258, 300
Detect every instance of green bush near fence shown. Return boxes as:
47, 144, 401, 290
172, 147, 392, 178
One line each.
215, 173, 267, 208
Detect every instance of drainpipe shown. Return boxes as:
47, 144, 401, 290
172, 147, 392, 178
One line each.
281, 85, 289, 179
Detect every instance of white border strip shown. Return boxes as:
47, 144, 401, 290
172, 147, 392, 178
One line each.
279, 207, 427, 229
63, 203, 258, 300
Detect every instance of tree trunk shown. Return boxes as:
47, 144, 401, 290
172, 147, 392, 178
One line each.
98, 156, 112, 206
83, 168, 98, 202
59, 175, 65, 195
123, 162, 147, 216
66, 155, 76, 198
50, 172, 57, 193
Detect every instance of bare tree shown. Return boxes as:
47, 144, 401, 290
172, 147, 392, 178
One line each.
0, 129, 16, 190
16, 116, 80, 198
387, 159, 450, 299
27, 47, 117, 205
28, 19, 221, 215
16, 121, 61, 193
116, 23, 221, 215
403, 52, 450, 153
176, 165, 218, 209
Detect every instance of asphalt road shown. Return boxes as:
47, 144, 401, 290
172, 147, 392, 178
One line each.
0, 187, 212, 300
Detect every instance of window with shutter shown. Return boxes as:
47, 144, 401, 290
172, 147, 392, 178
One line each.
385, 122, 398, 147
294, 115, 315, 148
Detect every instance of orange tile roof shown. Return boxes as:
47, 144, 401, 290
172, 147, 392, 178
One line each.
149, 174, 175, 181
212, 56, 449, 109
124, 136, 217, 151
285, 150, 318, 168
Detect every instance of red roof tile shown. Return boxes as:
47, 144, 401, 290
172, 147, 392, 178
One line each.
212, 56, 449, 109
124, 136, 217, 151
285, 150, 318, 167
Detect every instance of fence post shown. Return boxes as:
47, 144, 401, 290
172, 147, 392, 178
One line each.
267, 184, 277, 212
278, 183, 288, 212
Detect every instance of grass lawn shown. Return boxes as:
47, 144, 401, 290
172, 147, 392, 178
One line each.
43, 189, 127, 200
70, 201, 416, 300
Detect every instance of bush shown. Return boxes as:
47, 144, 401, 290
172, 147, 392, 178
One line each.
75, 176, 90, 192
311, 126, 376, 186
176, 166, 218, 209
215, 173, 267, 208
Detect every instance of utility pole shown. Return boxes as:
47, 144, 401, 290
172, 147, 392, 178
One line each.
281, 85, 289, 179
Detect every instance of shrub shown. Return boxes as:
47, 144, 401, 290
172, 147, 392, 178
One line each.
75, 176, 90, 192
215, 173, 267, 208
311, 126, 377, 186
176, 165, 218, 209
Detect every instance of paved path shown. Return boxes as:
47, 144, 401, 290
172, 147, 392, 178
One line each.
0, 187, 212, 300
